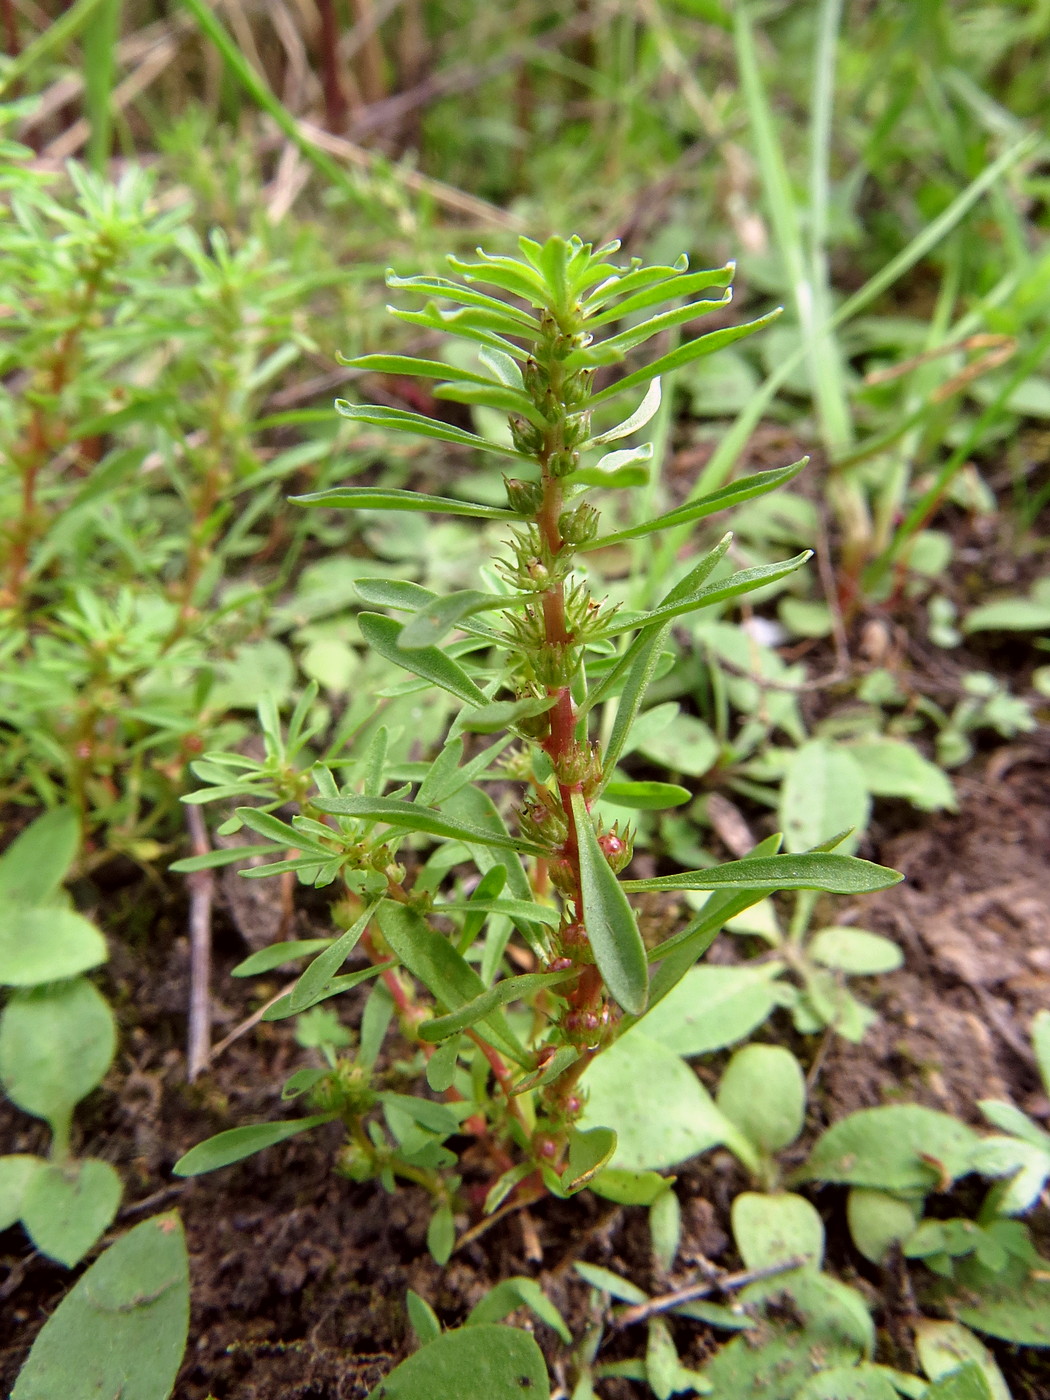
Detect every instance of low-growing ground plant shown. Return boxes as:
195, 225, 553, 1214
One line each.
0, 808, 122, 1265
172, 235, 901, 1254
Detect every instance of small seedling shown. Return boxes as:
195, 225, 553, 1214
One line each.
0, 808, 122, 1266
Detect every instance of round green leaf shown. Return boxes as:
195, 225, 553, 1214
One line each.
717, 1044, 806, 1154
579, 1032, 729, 1171
732, 1191, 824, 1272
0, 908, 108, 987
11, 1213, 189, 1400
0, 979, 116, 1131
21, 1158, 122, 1267
795, 1365, 900, 1400
915, 1320, 1010, 1400
365, 1324, 549, 1400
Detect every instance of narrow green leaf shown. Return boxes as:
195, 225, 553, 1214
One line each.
357, 613, 488, 706
398, 590, 508, 650
599, 552, 812, 638
313, 794, 544, 854
583, 459, 808, 549
579, 289, 732, 364
601, 781, 691, 810
290, 486, 516, 519
173, 1114, 336, 1175
574, 1261, 648, 1304
231, 938, 336, 977
418, 969, 574, 1042
572, 792, 648, 1015
169, 844, 280, 873
335, 401, 530, 460
588, 310, 782, 407
288, 904, 376, 1011
594, 623, 673, 770
384, 273, 541, 329
589, 378, 662, 446
436, 898, 559, 927
339, 353, 499, 385
586, 264, 735, 325
234, 807, 328, 850
432, 380, 540, 421
624, 852, 902, 894
261, 962, 391, 1019
375, 903, 529, 1065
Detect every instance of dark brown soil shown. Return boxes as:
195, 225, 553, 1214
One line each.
2, 606, 1049, 1400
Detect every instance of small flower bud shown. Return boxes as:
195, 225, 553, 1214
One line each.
549, 449, 579, 478
509, 415, 545, 456
504, 477, 544, 514
558, 504, 599, 546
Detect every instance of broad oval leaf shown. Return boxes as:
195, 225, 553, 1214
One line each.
0, 908, 108, 987
732, 1191, 824, 1272
11, 1213, 190, 1400
0, 979, 116, 1132
20, 1158, 122, 1267
572, 792, 648, 1015
0, 807, 79, 907
800, 1106, 983, 1194
364, 1323, 550, 1400
561, 1125, 617, 1194
718, 1045, 806, 1154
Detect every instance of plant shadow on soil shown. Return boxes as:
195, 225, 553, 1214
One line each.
1, 749, 1048, 1399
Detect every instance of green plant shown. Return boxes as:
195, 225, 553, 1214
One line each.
798, 1010, 1050, 1353
11, 1212, 190, 1400
0, 128, 350, 857
172, 235, 900, 1259
0, 808, 122, 1266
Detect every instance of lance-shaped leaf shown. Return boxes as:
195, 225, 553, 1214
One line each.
173, 1114, 337, 1176
572, 792, 648, 1015
576, 288, 732, 366
477, 345, 524, 387
589, 308, 782, 407
447, 250, 550, 304
623, 851, 903, 895
391, 304, 531, 360
338, 353, 501, 386
376, 903, 528, 1065
583, 458, 808, 549
288, 903, 376, 1012
598, 550, 812, 637
398, 589, 509, 650
432, 380, 541, 423
581, 255, 690, 311
419, 969, 575, 1042
509, 1046, 579, 1097
358, 613, 488, 706
290, 486, 516, 520
312, 793, 546, 855
574, 443, 652, 488
601, 781, 691, 810
335, 401, 530, 460
433, 897, 560, 928
232, 938, 336, 977
588, 379, 662, 447
263, 961, 392, 1019
585, 263, 735, 324
385, 271, 541, 329
585, 534, 732, 729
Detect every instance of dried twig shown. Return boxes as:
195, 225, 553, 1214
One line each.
613, 1254, 807, 1328
184, 804, 214, 1082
